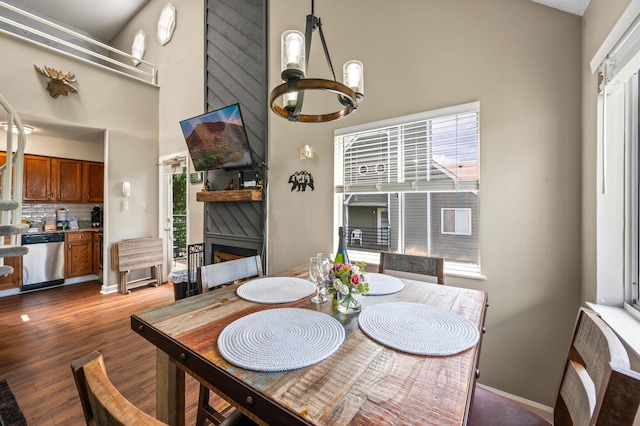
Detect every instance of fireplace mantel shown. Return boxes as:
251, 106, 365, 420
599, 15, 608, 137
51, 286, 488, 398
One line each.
196, 190, 262, 203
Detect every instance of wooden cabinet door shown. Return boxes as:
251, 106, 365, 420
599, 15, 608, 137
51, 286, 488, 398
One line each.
54, 158, 82, 202
23, 154, 52, 201
0, 256, 22, 290
65, 232, 93, 278
92, 232, 99, 275
83, 161, 104, 203
0, 152, 8, 194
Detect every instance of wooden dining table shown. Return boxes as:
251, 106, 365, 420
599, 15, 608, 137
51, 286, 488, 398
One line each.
131, 265, 488, 425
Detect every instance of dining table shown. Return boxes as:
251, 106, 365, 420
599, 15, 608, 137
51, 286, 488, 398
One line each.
130, 264, 488, 425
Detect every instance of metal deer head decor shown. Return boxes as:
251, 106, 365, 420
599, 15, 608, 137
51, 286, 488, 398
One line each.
34, 65, 78, 98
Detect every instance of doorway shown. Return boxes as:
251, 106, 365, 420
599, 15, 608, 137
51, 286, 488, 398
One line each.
159, 152, 188, 278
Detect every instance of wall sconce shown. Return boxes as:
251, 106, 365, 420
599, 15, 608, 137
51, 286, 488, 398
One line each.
300, 144, 313, 160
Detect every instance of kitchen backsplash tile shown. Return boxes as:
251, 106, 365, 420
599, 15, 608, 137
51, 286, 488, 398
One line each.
22, 203, 103, 225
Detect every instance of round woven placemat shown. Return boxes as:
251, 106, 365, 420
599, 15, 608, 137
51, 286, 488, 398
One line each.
365, 273, 405, 295
236, 277, 316, 304
358, 302, 480, 356
218, 308, 345, 371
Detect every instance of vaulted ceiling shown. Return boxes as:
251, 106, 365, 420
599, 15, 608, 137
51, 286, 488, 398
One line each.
11, 0, 149, 42
12, 0, 590, 44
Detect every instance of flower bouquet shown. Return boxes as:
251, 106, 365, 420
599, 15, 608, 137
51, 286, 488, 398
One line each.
328, 262, 369, 313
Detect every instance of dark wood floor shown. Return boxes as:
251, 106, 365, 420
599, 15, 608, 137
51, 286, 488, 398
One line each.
0, 281, 205, 425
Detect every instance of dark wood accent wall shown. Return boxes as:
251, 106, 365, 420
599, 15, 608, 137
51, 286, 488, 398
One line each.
204, 0, 268, 267
206, 0, 267, 163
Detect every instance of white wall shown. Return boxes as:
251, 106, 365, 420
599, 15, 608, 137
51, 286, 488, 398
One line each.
268, 0, 582, 406
0, 132, 104, 162
0, 32, 160, 291
110, 0, 205, 247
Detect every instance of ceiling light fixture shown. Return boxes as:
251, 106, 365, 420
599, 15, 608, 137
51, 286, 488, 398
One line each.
269, 0, 364, 123
1, 122, 33, 135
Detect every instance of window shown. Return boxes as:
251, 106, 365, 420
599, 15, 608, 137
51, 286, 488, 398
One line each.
594, 8, 640, 311
157, 3, 176, 45
334, 102, 480, 275
442, 208, 472, 235
131, 30, 146, 66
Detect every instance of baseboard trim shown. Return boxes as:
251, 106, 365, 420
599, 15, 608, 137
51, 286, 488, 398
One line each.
476, 384, 553, 414
100, 284, 118, 294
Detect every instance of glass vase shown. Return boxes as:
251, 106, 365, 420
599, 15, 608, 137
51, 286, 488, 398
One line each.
336, 291, 362, 314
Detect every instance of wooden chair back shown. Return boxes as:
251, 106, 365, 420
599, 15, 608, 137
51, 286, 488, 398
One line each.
70, 351, 165, 426
378, 252, 444, 284
554, 308, 640, 425
198, 255, 263, 292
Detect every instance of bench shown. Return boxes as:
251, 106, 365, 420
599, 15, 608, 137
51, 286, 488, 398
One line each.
112, 237, 163, 294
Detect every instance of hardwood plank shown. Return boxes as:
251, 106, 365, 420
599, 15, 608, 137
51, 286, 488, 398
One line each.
0, 281, 212, 425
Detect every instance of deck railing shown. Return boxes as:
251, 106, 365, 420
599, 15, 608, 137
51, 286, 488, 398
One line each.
345, 226, 391, 251
0, 1, 156, 84
172, 214, 187, 262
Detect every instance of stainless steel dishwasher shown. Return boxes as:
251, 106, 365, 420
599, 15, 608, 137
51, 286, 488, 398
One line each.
21, 232, 65, 290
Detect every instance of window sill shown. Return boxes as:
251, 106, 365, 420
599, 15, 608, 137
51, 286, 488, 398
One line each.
445, 262, 486, 281
586, 302, 640, 358
349, 250, 486, 281
445, 269, 486, 281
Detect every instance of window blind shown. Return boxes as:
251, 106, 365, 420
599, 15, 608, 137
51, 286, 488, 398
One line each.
334, 102, 480, 266
335, 102, 479, 194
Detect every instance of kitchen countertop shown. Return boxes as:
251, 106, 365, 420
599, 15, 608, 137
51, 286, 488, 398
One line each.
25, 228, 102, 235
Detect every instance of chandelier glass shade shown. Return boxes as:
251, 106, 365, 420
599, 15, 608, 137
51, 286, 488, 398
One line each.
269, 1, 364, 123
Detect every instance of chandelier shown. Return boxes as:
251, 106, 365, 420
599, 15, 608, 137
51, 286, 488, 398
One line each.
269, 0, 364, 123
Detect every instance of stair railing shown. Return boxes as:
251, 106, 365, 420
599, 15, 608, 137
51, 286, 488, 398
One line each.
0, 93, 25, 246
0, 1, 157, 85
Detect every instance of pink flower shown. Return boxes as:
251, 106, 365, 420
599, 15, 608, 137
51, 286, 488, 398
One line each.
351, 273, 361, 285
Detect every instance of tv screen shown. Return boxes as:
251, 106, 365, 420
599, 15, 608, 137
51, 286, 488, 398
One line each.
180, 103, 253, 171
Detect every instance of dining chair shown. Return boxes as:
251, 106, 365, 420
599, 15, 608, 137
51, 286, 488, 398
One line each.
468, 308, 640, 425
71, 351, 165, 425
378, 252, 444, 284
197, 255, 263, 293
71, 351, 254, 426
196, 255, 262, 426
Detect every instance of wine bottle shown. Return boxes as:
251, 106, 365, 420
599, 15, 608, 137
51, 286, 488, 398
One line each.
334, 226, 350, 265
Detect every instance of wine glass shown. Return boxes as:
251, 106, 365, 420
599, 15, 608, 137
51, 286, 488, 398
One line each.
316, 253, 333, 295
309, 257, 327, 304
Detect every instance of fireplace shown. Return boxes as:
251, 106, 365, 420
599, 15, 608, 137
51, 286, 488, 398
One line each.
210, 244, 257, 264
201, 174, 266, 272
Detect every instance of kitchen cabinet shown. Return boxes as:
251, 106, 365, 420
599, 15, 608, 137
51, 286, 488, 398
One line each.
54, 158, 83, 201
92, 231, 100, 275
0, 235, 21, 290
0, 152, 14, 193
23, 154, 51, 201
22, 154, 102, 203
82, 161, 104, 203
65, 231, 93, 278
0, 255, 22, 290
23, 155, 83, 202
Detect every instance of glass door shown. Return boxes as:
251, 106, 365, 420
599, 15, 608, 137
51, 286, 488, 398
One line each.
160, 154, 187, 278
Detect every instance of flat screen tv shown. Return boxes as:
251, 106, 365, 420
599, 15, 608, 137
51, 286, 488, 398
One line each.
180, 103, 253, 171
